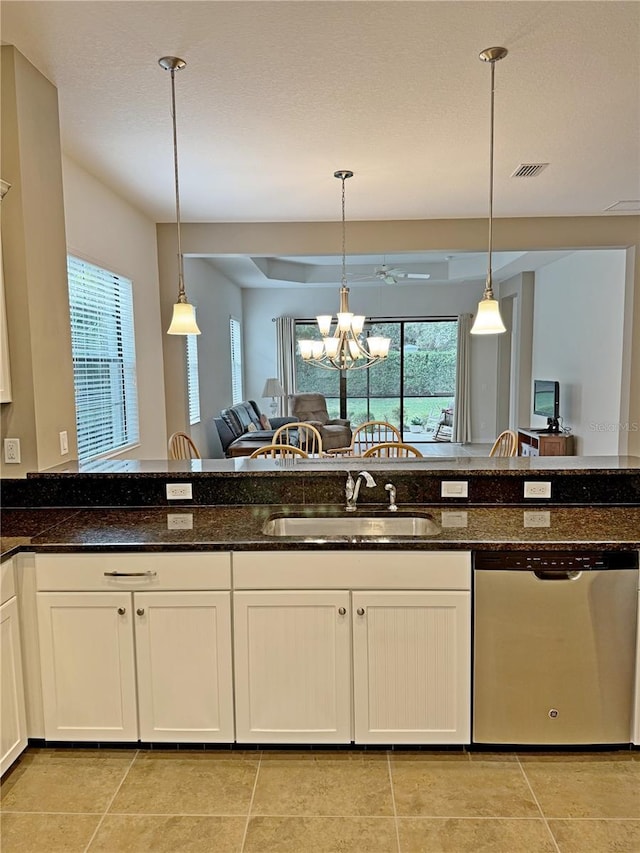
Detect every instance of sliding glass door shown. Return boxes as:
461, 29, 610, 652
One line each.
294, 318, 457, 442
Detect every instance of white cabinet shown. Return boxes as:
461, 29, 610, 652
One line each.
233, 590, 351, 743
634, 590, 640, 746
352, 591, 470, 744
233, 550, 471, 745
36, 553, 234, 743
1, 559, 28, 772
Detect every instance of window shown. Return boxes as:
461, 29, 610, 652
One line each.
230, 316, 243, 404
67, 255, 139, 460
186, 327, 200, 425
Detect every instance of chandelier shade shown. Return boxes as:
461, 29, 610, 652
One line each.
297, 171, 390, 371
471, 46, 507, 336
159, 56, 201, 336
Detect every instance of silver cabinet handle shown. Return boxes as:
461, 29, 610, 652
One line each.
338, 607, 347, 615
357, 607, 365, 616
136, 608, 145, 616
104, 571, 157, 578
117, 607, 126, 615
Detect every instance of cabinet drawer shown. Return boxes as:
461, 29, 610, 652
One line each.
1, 558, 16, 605
36, 552, 231, 591
233, 551, 471, 590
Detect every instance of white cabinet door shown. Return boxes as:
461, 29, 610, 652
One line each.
634, 591, 640, 746
234, 590, 351, 743
37, 592, 138, 741
1, 596, 28, 773
134, 591, 234, 742
352, 591, 471, 744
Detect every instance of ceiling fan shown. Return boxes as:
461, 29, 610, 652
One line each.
373, 264, 431, 285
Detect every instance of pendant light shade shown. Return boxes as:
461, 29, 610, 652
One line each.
297, 171, 390, 371
159, 56, 201, 336
471, 46, 508, 336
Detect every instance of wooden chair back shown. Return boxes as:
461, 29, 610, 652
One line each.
351, 421, 401, 455
362, 441, 423, 458
168, 431, 201, 460
489, 429, 518, 457
273, 422, 323, 456
249, 444, 308, 459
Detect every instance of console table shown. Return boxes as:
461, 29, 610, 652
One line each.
517, 428, 574, 457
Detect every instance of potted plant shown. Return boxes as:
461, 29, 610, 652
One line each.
409, 416, 423, 433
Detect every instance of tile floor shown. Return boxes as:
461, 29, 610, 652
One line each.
1, 747, 639, 852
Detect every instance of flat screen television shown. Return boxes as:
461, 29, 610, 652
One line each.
533, 379, 560, 432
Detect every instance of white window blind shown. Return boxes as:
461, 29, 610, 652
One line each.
186, 329, 200, 425
67, 256, 139, 461
230, 317, 243, 404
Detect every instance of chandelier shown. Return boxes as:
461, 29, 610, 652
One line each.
470, 47, 508, 335
298, 170, 391, 370
159, 56, 201, 336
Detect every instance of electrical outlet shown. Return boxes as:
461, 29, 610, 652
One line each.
524, 510, 551, 528
441, 480, 468, 498
167, 513, 193, 530
166, 483, 193, 500
59, 430, 69, 455
441, 511, 468, 528
524, 481, 552, 499
4, 438, 21, 463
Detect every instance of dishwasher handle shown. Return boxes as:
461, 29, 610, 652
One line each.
534, 569, 582, 581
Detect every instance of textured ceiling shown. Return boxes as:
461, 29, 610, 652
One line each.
2, 0, 639, 226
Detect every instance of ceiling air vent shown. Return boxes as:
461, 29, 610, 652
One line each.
510, 163, 549, 178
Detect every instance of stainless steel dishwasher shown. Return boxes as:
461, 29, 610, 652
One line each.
473, 550, 638, 745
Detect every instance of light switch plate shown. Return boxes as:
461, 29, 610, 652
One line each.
4, 438, 20, 463
441, 481, 468, 498
523, 510, 551, 528
524, 481, 552, 499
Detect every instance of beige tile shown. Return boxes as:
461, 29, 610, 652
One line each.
251, 755, 393, 816
108, 752, 260, 815
243, 816, 398, 852
398, 817, 557, 852
548, 818, 640, 852
0, 748, 134, 813
519, 756, 640, 818
390, 757, 539, 817
0, 812, 101, 852
88, 814, 246, 852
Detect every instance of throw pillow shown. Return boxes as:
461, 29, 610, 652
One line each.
247, 422, 257, 432
260, 414, 271, 429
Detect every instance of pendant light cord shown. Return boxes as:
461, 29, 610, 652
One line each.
486, 58, 496, 299
169, 65, 186, 301
340, 173, 347, 287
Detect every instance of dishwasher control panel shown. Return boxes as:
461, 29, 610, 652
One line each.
474, 551, 638, 571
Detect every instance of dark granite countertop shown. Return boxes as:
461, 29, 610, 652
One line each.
2, 504, 639, 558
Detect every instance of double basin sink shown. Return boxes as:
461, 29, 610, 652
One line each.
262, 512, 440, 538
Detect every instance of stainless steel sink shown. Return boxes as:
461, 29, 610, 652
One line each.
262, 513, 440, 537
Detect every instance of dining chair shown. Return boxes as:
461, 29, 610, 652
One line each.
350, 421, 402, 456
249, 444, 309, 459
168, 431, 201, 460
273, 422, 323, 456
489, 429, 518, 457
362, 441, 423, 458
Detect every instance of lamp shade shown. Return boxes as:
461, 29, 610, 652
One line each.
470, 297, 506, 335
167, 302, 201, 335
262, 377, 285, 398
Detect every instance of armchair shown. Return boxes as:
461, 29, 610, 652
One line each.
289, 393, 352, 451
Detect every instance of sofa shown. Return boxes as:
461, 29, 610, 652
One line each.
290, 393, 352, 451
214, 400, 297, 457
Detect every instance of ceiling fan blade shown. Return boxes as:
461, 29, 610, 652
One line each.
402, 273, 431, 280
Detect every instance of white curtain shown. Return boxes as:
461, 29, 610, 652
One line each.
452, 313, 472, 443
275, 316, 296, 415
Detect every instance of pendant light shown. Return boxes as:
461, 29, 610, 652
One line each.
159, 56, 201, 336
470, 46, 508, 335
298, 171, 391, 370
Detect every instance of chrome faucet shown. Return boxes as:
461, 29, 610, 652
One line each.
385, 483, 398, 512
345, 470, 376, 511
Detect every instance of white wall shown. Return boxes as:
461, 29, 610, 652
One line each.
185, 258, 243, 456
242, 280, 499, 442
62, 156, 167, 459
532, 250, 626, 454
